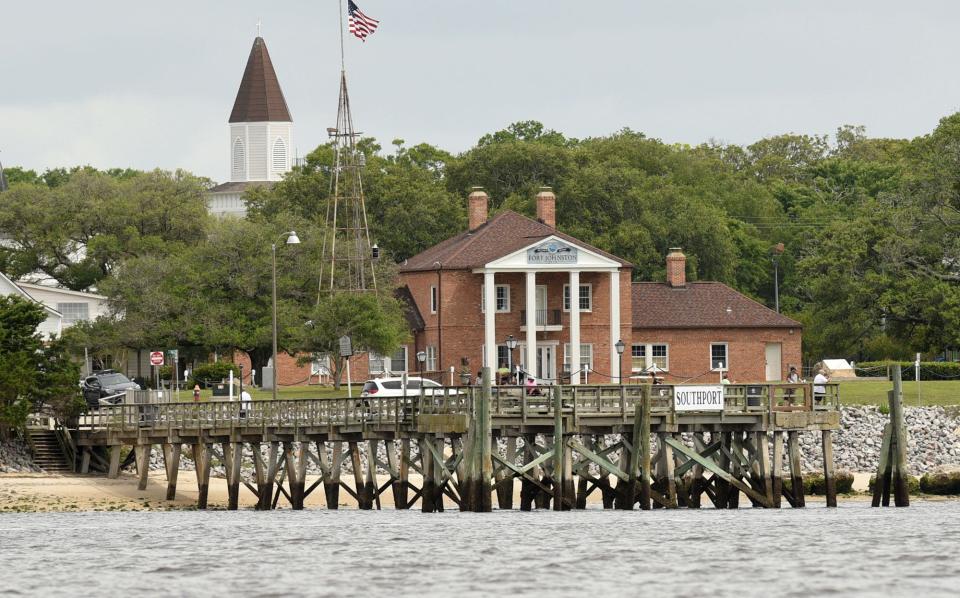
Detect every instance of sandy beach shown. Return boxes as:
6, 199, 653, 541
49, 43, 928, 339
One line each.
0, 471, 880, 512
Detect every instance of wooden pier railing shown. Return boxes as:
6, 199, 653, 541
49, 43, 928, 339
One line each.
71, 380, 842, 513
76, 383, 839, 435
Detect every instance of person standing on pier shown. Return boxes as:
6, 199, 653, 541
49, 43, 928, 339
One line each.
785, 366, 802, 405
813, 369, 829, 404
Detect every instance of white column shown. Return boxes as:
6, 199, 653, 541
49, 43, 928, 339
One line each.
525, 271, 537, 381
484, 271, 496, 372
569, 270, 580, 385
610, 269, 621, 384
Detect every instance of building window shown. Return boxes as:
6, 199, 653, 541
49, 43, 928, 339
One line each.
497, 345, 511, 369
563, 343, 593, 372
430, 286, 437, 314
480, 344, 513, 369
711, 343, 728, 371
57, 303, 89, 326
562, 284, 592, 312
272, 137, 287, 172
311, 356, 331, 376
426, 346, 437, 371
631, 344, 645, 372
652, 344, 668, 370
480, 284, 510, 313
231, 138, 245, 178
369, 347, 408, 375
632, 343, 669, 371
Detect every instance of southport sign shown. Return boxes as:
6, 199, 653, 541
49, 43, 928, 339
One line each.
673, 385, 725, 411
527, 239, 578, 264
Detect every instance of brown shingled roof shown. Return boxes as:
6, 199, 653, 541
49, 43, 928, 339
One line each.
229, 37, 292, 123
400, 210, 631, 272
632, 282, 801, 329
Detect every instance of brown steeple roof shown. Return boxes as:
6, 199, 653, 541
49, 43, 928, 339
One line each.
229, 37, 292, 123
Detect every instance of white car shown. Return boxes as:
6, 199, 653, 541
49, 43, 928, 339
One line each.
360, 377, 451, 397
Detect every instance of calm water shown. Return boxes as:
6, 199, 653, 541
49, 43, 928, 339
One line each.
3, 502, 959, 597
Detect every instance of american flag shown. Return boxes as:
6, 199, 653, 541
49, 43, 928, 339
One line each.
348, 1, 379, 42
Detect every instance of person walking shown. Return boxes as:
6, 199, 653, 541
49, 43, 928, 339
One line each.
192, 384, 201, 402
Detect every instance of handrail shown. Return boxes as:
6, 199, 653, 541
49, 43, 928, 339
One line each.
74, 383, 840, 435
53, 421, 77, 472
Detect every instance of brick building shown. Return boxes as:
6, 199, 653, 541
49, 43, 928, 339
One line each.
264, 187, 801, 387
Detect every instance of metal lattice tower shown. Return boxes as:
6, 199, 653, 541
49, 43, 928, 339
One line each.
319, 71, 377, 295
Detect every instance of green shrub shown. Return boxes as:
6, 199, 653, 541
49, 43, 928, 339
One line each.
867, 474, 920, 494
855, 361, 960, 381
784, 471, 854, 494
189, 362, 240, 388
919, 471, 960, 495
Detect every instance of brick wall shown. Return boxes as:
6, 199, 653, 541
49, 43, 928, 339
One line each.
630, 327, 801, 384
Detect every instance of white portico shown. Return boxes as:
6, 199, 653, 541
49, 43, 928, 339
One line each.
476, 235, 623, 385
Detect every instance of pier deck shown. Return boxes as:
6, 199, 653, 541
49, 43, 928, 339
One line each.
69, 381, 841, 511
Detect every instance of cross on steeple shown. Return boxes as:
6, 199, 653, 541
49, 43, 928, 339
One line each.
256, 18, 262, 37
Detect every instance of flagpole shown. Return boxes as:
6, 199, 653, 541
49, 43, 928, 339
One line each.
339, 0, 346, 72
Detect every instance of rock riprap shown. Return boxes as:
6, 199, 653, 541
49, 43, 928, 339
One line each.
799, 405, 960, 474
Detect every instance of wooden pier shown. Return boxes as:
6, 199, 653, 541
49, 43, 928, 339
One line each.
71, 372, 841, 511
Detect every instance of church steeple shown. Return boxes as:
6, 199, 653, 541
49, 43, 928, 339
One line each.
229, 36, 292, 123
226, 34, 294, 183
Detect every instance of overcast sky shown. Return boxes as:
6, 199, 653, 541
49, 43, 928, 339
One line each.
2, 1, 959, 182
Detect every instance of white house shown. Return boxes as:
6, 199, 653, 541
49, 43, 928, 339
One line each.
0, 274, 63, 339
18, 282, 109, 328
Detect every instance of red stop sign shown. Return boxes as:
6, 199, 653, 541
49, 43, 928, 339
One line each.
150, 351, 164, 366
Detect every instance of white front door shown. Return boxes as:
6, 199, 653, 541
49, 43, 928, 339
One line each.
765, 343, 782, 381
537, 344, 555, 382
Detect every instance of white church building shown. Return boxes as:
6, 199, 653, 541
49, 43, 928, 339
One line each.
206, 35, 293, 218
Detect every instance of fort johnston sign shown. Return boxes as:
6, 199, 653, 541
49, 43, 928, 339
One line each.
527, 239, 578, 264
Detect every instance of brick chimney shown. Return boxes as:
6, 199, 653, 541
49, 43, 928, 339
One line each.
536, 187, 556, 228
666, 248, 686, 288
468, 187, 489, 231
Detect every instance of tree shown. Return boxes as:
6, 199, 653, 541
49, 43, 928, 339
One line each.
0, 169, 210, 290
0, 296, 80, 438
298, 292, 410, 388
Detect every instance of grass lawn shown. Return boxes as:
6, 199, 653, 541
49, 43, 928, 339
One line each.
182, 385, 351, 402
837, 379, 960, 407
181, 380, 960, 407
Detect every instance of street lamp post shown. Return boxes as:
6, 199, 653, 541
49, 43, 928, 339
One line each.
416, 350, 426, 379
615, 339, 625, 385
271, 231, 301, 401
771, 242, 785, 314
505, 334, 519, 385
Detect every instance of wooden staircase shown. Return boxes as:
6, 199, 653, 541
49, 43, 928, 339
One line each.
27, 429, 73, 473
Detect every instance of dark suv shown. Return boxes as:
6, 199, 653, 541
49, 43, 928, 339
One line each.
81, 371, 142, 408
